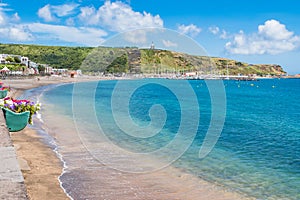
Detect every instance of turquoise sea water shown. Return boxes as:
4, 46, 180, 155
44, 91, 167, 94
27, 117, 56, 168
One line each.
36, 78, 299, 199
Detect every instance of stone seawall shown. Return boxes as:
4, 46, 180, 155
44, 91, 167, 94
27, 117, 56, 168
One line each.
0, 110, 28, 199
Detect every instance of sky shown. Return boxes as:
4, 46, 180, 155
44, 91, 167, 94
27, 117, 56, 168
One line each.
0, 0, 300, 74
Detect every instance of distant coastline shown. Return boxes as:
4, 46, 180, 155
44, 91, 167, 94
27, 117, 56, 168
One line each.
0, 43, 287, 77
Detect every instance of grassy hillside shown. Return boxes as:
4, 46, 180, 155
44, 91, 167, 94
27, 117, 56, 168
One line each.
0, 43, 93, 69
140, 49, 215, 73
212, 58, 286, 76
0, 43, 286, 75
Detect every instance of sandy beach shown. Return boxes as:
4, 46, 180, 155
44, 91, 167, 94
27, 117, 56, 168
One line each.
4, 76, 100, 200
3, 76, 253, 200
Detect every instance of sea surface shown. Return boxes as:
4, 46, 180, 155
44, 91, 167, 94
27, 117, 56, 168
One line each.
24, 78, 300, 199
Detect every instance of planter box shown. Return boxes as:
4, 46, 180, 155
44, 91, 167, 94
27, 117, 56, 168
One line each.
2, 108, 30, 132
0, 90, 7, 99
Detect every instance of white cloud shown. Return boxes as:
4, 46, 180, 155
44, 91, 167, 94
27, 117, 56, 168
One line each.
78, 1, 163, 32
123, 29, 148, 44
0, 11, 6, 25
38, 3, 78, 22
9, 27, 33, 41
209, 26, 219, 35
0, 3, 8, 7
0, 4, 32, 42
52, 3, 79, 17
27, 23, 107, 46
0, 2, 163, 46
12, 12, 20, 22
226, 19, 300, 55
78, 6, 98, 25
38, 4, 56, 22
258, 19, 293, 40
209, 26, 228, 39
162, 39, 178, 47
177, 24, 201, 37
0, 26, 33, 41
220, 30, 228, 39
0, 3, 12, 12
66, 18, 75, 26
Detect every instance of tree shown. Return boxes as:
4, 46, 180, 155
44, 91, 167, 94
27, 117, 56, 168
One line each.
106, 54, 128, 73
5, 56, 14, 62
13, 56, 21, 63
38, 65, 45, 75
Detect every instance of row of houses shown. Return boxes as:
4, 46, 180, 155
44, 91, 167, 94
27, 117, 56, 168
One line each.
0, 54, 83, 77
0, 54, 40, 74
0, 54, 29, 65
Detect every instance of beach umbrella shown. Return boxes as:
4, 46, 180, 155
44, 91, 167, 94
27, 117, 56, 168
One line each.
0, 66, 10, 72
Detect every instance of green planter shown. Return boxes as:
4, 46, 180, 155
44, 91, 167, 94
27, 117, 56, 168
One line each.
2, 108, 30, 132
0, 90, 7, 99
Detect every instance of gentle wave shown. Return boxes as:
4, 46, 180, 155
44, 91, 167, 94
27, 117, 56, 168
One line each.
29, 79, 300, 199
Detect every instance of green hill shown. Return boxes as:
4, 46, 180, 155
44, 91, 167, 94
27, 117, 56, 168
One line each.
0, 43, 93, 70
0, 43, 286, 76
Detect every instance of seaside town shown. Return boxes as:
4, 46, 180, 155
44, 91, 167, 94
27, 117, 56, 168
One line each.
0, 53, 82, 78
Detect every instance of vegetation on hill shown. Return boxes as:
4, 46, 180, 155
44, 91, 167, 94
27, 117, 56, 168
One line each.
140, 49, 214, 74
212, 58, 286, 76
0, 43, 93, 69
0, 43, 286, 75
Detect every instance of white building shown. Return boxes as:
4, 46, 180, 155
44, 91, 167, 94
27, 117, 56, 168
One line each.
21, 56, 29, 66
0, 54, 29, 65
45, 66, 53, 74
150, 42, 155, 49
0, 54, 8, 64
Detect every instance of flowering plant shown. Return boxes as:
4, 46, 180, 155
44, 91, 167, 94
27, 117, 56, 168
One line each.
1, 97, 41, 124
0, 86, 10, 91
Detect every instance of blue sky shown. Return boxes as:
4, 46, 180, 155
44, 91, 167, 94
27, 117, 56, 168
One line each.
1, 0, 300, 74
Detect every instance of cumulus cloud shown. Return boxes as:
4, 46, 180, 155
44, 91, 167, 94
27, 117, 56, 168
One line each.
38, 3, 78, 22
12, 12, 20, 22
0, 3, 9, 25
123, 29, 148, 44
78, 6, 98, 25
209, 26, 219, 35
162, 39, 178, 47
78, 1, 163, 32
38, 4, 56, 22
8, 26, 33, 41
52, 3, 79, 17
0, 26, 33, 41
226, 19, 300, 55
27, 23, 107, 46
0, 2, 163, 46
0, 11, 6, 25
209, 26, 228, 39
66, 18, 75, 26
258, 19, 294, 40
220, 30, 229, 39
177, 24, 201, 37
0, 4, 32, 42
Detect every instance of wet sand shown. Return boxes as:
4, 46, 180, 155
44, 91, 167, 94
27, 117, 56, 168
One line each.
4, 76, 252, 200
10, 128, 69, 200
5, 76, 100, 200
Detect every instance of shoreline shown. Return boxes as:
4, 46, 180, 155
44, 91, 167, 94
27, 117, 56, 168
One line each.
4, 76, 253, 200
5, 76, 101, 200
